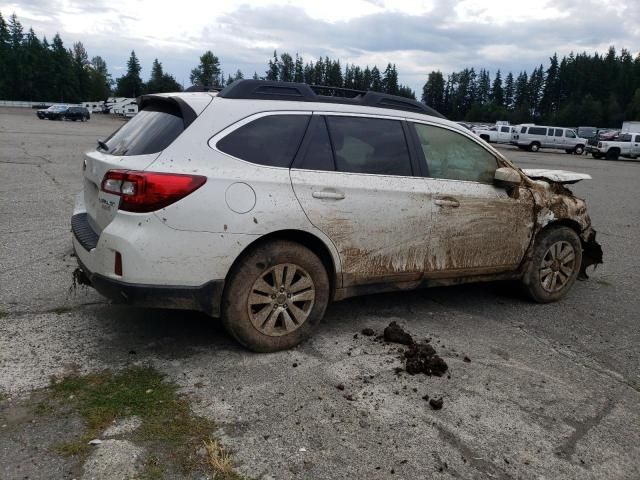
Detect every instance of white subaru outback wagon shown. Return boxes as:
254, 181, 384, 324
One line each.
72, 80, 602, 352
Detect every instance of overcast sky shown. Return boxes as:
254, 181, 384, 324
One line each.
2, 0, 639, 94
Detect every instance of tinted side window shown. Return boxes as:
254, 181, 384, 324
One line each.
528, 127, 546, 135
295, 116, 334, 171
217, 115, 310, 167
520, 126, 528, 133
554, 129, 563, 137
565, 130, 576, 138
413, 123, 498, 183
635, 135, 640, 142
501, 126, 510, 133
326, 116, 412, 176
104, 103, 185, 156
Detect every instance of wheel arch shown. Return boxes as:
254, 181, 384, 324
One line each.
224, 229, 340, 299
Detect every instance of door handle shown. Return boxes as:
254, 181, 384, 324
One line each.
434, 197, 460, 208
312, 190, 345, 200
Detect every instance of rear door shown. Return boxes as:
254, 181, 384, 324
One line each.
409, 122, 534, 275
291, 114, 433, 287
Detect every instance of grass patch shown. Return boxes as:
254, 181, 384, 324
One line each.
46, 367, 246, 479
0, 309, 7, 319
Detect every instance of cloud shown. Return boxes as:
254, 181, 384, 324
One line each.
1, 0, 638, 95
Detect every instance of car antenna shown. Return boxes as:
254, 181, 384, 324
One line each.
97, 139, 108, 151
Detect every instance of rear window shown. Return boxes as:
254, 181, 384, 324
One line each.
217, 115, 310, 168
528, 127, 547, 135
103, 103, 184, 156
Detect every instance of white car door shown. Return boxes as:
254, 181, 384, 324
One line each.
633, 134, 640, 157
410, 122, 535, 274
290, 114, 433, 287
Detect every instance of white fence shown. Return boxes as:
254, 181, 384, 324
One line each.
0, 100, 83, 108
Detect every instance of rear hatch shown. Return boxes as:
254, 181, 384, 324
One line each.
82, 97, 200, 234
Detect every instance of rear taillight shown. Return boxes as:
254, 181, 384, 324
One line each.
101, 170, 206, 213
597, 142, 602, 148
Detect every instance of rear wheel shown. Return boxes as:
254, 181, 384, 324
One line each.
574, 145, 584, 155
530, 142, 540, 152
522, 226, 582, 303
606, 149, 619, 160
222, 240, 330, 352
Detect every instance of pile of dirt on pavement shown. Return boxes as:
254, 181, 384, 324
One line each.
383, 321, 448, 377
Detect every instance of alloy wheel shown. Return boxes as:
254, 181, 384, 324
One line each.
539, 241, 576, 293
247, 263, 316, 336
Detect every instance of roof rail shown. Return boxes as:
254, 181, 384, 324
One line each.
217, 80, 446, 118
184, 85, 225, 93
309, 85, 366, 98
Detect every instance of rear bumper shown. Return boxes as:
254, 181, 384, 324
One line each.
75, 254, 224, 317
72, 212, 224, 317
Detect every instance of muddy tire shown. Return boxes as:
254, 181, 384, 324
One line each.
522, 226, 582, 303
574, 145, 584, 155
530, 142, 540, 152
222, 240, 330, 352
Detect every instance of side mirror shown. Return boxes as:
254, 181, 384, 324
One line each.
494, 167, 521, 186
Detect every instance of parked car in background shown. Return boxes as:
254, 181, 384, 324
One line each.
474, 124, 514, 144
71, 80, 602, 352
65, 106, 90, 121
36, 105, 68, 120
512, 125, 587, 154
591, 132, 640, 160
577, 126, 598, 143
585, 129, 619, 155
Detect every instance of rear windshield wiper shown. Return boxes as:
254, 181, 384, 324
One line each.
97, 139, 109, 152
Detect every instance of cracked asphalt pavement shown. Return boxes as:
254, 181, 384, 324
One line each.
1, 108, 639, 479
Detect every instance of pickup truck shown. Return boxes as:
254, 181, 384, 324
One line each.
591, 132, 640, 160
474, 124, 514, 144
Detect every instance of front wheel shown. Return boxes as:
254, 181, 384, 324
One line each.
522, 226, 582, 303
222, 240, 330, 352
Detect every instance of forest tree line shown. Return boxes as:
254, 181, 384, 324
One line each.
423, 48, 640, 127
1, 11, 640, 127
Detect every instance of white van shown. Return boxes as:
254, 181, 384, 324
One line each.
512, 125, 587, 154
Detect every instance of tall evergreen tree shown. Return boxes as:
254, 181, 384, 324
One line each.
190, 50, 221, 87
370, 66, 382, 91
490, 69, 504, 107
115, 50, 144, 97
382, 63, 398, 94
422, 71, 445, 112
266, 50, 279, 81
540, 53, 559, 120
504, 72, 514, 110
279, 52, 294, 82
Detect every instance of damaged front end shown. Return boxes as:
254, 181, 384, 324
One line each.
525, 172, 603, 280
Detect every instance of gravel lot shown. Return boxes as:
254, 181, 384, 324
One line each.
1, 107, 639, 479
